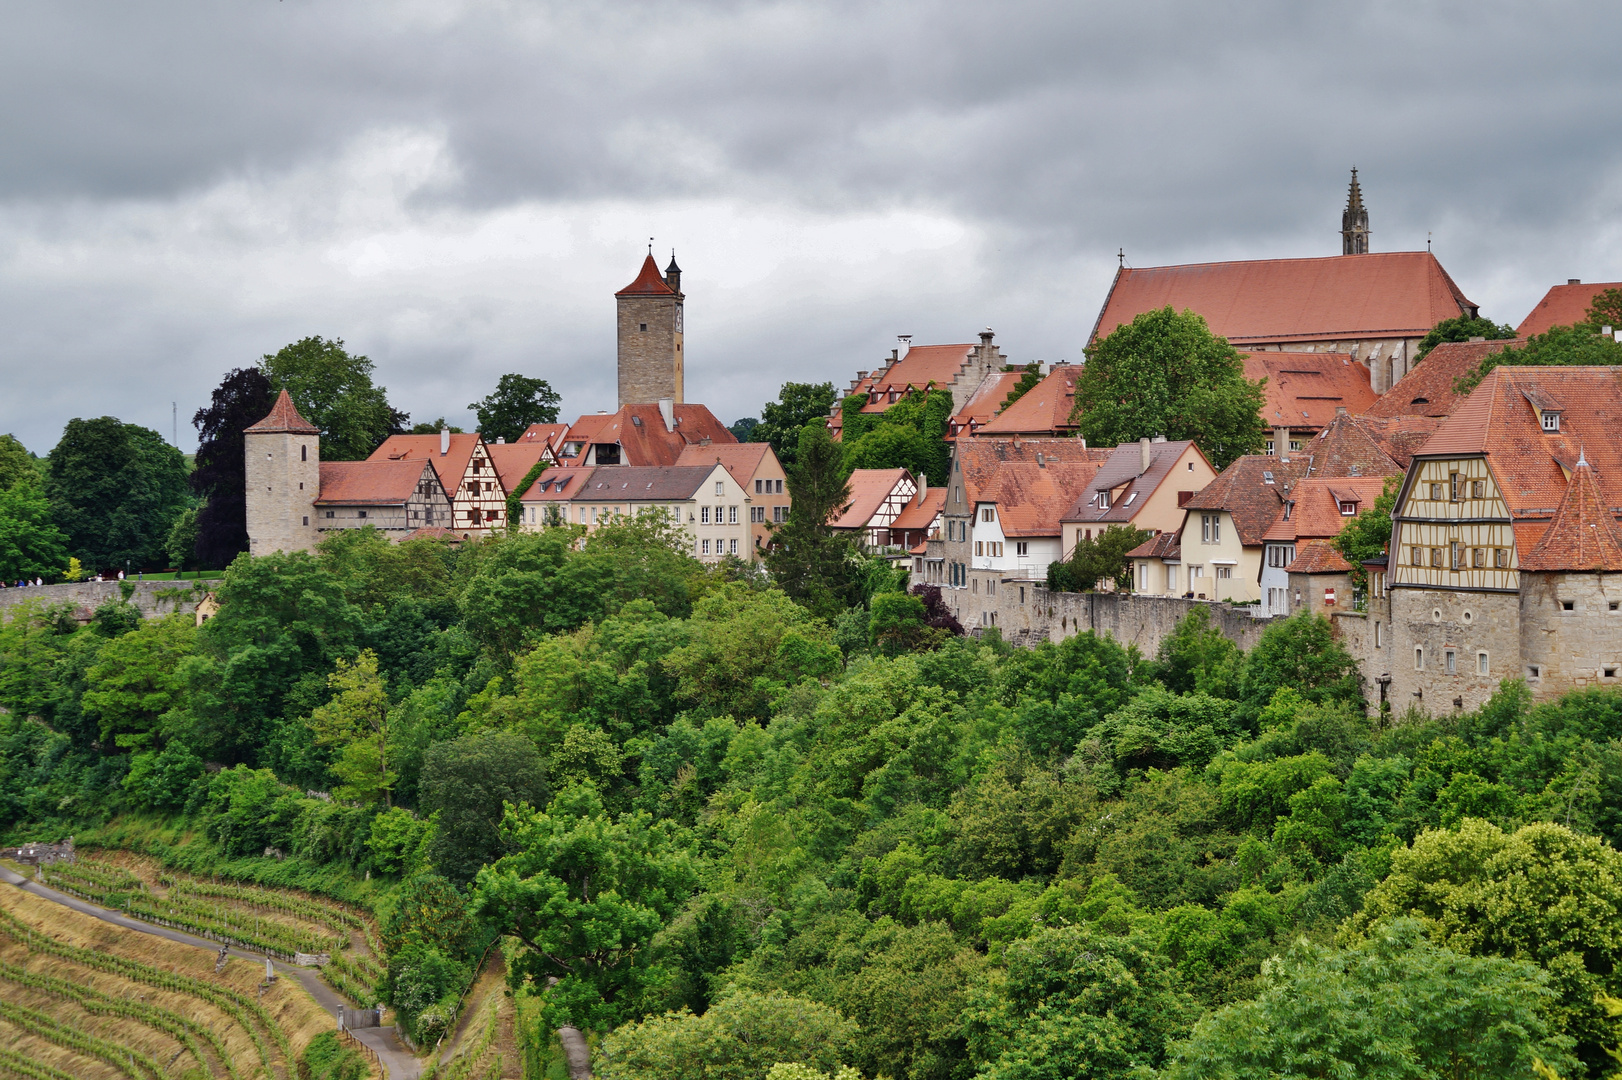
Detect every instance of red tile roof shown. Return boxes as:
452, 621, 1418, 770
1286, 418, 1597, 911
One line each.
403, 526, 463, 542
616, 254, 676, 297
1366, 339, 1515, 420
1262, 475, 1390, 543
1242, 352, 1378, 430
314, 459, 440, 506
245, 389, 321, 435
486, 442, 554, 498
948, 371, 1024, 438
976, 365, 1082, 436
519, 466, 592, 502
868, 345, 975, 397
556, 404, 738, 468
831, 468, 912, 530
955, 439, 1110, 537
890, 487, 946, 532
1294, 410, 1402, 480
1181, 454, 1304, 546
1517, 457, 1622, 572
1126, 529, 1182, 560
369, 433, 483, 496
1286, 539, 1354, 574
517, 422, 569, 451
674, 442, 778, 489
1416, 366, 1622, 518
1092, 252, 1477, 346
1516, 281, 1622, 338
1063, 441, 1208, 526
1350, 414, 1443, 469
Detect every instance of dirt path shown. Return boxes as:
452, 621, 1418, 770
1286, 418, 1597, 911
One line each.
0, 863, 421, 1080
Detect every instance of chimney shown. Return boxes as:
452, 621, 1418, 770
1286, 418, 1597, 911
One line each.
917, 474, 927, 503
980, 327, 995, 350
1139, 437, 1151, 475
898, 335, 912, 356
1570, 278, 1582, 285
1335, 406, 1347, 417
497, 436, 506, 444
1274, 426, 1289, 459
439, 426, 450, 456
658, 398, 675, 432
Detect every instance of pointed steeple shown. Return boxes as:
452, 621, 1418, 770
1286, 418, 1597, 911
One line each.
616, 254, 675, 297
1520, 457, 1622, 571
1342, 168, 1370, 255
245, 389, 320, 434
664, 251, 682, 295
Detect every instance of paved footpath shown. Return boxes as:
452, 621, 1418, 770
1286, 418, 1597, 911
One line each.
1, 863, 422, 1080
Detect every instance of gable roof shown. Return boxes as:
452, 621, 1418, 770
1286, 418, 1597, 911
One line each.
1181, 454, 1303, 546
369, 433, 484, 495
245, 389, 321, 435
1262, 475, 1390, 542
1243, 351, 1378, 430
559, 403, 738, 467
1293, 410, 1403, 480
954, 438, 1111, 508
616, 254, 676, 297
1516, 281, 1622, 338
890, 487, 946, 532
520, 465, 594, 502
1126, 529, 1182, 560
831, 468, 913, 530
1349, 414, 1443, 469
948, 371, 1025, 438
869, 344, 976, 395
1286, 539, 1354, 574
1518, 457, 1622, 572
674, 441, 778, 488
576, 464, 719, 501
485, 442, 554, 498
1416, 366, 1622, 518
1092, 252, 1477, 346
976, 365, 1082, 436
517, 422, 570, 451
314, 459, 440, 506
1063, 441, 1206, 525
1366, 339, 1514, 420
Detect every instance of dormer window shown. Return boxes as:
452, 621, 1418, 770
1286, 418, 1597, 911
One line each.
1097, 491, 1110, 509
1340, 501, 1358, 515
1542, 410, 1561, 432
1282, 500, 1293, 520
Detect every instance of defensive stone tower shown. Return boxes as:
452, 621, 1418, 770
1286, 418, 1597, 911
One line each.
244, 389, 321, 555
1342, 168, 1370, 255
616, 251, 684, 407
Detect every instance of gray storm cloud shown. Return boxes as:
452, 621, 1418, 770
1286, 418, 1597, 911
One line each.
2, 0, 1621, 452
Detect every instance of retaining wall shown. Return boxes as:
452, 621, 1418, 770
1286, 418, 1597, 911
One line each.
989, 584, 1278, 656
0, 579, 209, 622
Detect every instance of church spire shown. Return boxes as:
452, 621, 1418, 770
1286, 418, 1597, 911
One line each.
1342, 168, 1370, 255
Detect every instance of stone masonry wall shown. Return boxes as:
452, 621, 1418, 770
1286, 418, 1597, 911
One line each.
1519, 571, 1622, 700
988, 584, 1275, 656
617, 293, 682, 406
0, 579, 209, 622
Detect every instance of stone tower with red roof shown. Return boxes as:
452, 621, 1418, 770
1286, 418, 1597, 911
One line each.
244, 389, 321, 555
616, 251, 684, 407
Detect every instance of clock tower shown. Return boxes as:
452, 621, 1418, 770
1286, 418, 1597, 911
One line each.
615, 251, 684, 406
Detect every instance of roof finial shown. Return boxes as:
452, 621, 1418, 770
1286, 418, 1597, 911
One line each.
1579, 444, 1588, 468
1118, 247, 1125, 267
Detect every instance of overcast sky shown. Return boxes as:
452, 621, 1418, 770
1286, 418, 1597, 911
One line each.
4, 1, 1622, 454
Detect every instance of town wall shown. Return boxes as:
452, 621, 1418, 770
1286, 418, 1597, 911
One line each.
986, 584, 1275, 656
0, 579, 210, 622
1518, 572, 1622, 699
1386, 586, 1518, 715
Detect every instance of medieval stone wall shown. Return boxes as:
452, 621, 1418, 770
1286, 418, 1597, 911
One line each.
0, 579, 208, 622
979, 584, 1275, 656
1386, 587, 1518, 714
1518, 572, 1622, 699
617, 293, 683, 405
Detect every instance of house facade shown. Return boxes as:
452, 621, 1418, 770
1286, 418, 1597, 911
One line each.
368, 431, 509, 536
1060, 439, 1214, 558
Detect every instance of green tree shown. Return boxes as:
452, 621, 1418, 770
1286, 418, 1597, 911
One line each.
1152, 606, 1242, 697
1354, 819, 1622, 1073
661, 583, 840, 719
869, 591, 935, 656
163, 505, 200, 570
0, 479, 70, 582
81, 614, 197, 751
1165, 919, 1574, 1080
764, 424, 861, 620
964, 924, 1196, 1080
260, 336, 407, 460
751, 382, 839, 469
468, 373, 562, 443
1073, 307, 1266, 469
44, 417, 190, 571
1456, 323, 1622, 395
1587, 288, 1622, 331
0, 433, 37, 490
599, 990, 856, 1080
1334, 475, 1400, 599
408, 418, 464, 434
842, 386, 954, 486
1239, 611, 1362, 722
1414, 314, 1517, 363
471, 783, 698, 1033
419, 732, 549, 884
1047, 525, 1148, 592
1000, 363, 1042, 411
728, 417, 759, 441
307, 650, 395, 806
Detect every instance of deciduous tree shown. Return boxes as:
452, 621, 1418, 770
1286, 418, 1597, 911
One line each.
1414, 314, 1516, 362
44, 416, 190, 571
260, 336, 407, 460
468, 373, 562, 443
420, 731, 549, 884
190, 367, 276, 568
751, 382, 838, 469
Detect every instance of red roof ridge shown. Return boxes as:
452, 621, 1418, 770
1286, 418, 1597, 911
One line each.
245, 389, 321, 435
616, 254, 675, 297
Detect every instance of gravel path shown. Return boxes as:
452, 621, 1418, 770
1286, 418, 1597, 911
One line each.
0, 863, 421, 1080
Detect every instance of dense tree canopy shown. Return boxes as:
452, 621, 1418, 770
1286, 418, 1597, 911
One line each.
467, 373, 562, 443
750, 382, 839, 469
0, 433, 37, 491
190, 366, 276, 569
261, 336, 407, 460
1073, 307, 1266, 469
764, 423, 860, 620
1413, 313, 1517, 362
44, 416, 190, 571
1457, 322, 1622, 394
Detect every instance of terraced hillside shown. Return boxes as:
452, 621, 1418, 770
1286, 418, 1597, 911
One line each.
38, 852, 385, 1009
0, 878, 352, 1080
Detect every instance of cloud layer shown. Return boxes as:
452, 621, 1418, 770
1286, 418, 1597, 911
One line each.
4, 1, 1622, 452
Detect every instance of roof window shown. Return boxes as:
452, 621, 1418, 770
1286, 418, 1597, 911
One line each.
1124, 492, 1137, 506
1542, 410, 1561, 432
1263, 471, 1275, 484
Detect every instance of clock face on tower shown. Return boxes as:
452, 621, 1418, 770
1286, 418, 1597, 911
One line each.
674, 304, 683, 333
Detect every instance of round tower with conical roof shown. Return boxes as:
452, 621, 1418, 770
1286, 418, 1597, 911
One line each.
244, 389, 321, 554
